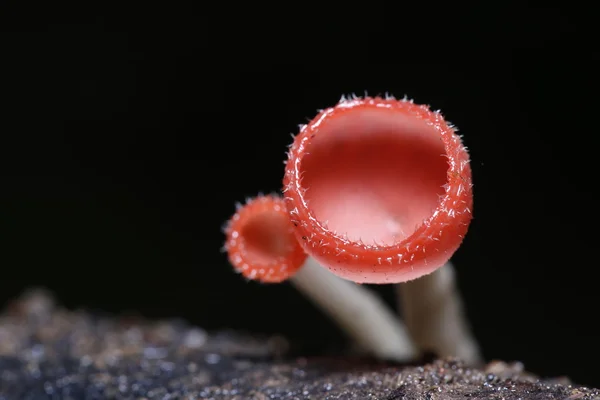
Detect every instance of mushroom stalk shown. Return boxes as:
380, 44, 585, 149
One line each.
291, 256, 417, 362
395, 262, 482, 366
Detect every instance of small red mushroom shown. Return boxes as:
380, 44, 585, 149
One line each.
283, 95, 481, 365
224, 194, 307, 283
224, 194, 416, 361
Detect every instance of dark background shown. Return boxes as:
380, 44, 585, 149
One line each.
2, 3, 599, 388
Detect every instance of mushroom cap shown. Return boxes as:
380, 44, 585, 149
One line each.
283, 96, 473, 284
224, 195, 308, 283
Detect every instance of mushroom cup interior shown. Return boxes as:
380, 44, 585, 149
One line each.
301, 108, 449, 247
240, 210, 297, 265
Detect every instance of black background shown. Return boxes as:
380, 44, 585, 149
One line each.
2, 3, 599, 388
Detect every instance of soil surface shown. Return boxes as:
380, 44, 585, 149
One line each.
0, 289, 598, 399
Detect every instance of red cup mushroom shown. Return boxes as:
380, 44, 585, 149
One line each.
224, 195, 307, 283
283, 95, 481, 365
224, 194, 416, 361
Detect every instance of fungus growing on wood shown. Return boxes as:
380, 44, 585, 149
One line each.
282, 95, 481, 365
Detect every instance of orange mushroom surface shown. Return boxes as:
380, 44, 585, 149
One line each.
224, 195, 308, 283
283, 96, 473, 284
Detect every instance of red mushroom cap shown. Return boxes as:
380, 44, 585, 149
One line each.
224, 195, 308, 283
283, 96, 473, 284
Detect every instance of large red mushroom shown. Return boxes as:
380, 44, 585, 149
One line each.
283, 95, 481, 365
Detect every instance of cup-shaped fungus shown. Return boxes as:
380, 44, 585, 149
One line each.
224, 195, 307, 283
283, 95, 481, 365
284, 95, 472, 284
224, 194, 416, 361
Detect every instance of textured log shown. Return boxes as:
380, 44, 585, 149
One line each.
0, 289, 597, 399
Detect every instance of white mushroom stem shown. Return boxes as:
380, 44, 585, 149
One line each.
290, 256, 417, 362
395, 262, 482, 366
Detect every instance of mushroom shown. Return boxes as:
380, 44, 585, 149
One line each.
224, 194, 416, 361
283, 95, 482, 365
